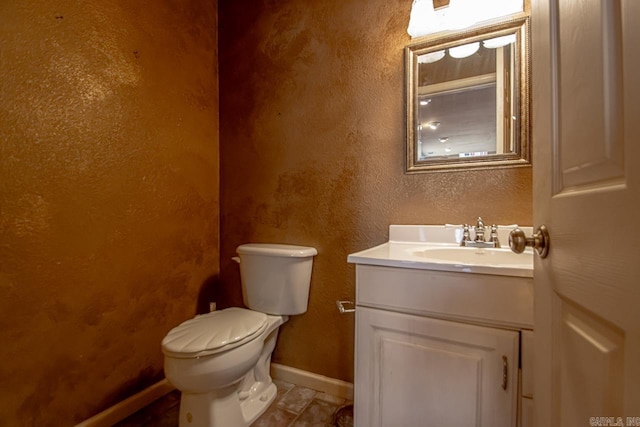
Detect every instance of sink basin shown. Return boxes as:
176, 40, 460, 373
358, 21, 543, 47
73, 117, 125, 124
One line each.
410, 247, 533, 267
347, 225, 534, 277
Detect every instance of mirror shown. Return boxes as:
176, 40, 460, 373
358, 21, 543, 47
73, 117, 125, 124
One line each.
405, 17, 530, 173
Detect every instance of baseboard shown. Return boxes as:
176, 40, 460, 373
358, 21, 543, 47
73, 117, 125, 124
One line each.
75, 365, 352, 426
270, 363, 354, 401
75, 378, 175, 427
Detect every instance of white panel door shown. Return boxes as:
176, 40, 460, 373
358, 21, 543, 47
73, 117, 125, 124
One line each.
531, 0, 640, 425
355, 307, 519, 427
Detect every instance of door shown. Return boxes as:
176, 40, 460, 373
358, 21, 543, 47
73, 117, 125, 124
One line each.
355, 307, 519, 427
531, 0, 640, 425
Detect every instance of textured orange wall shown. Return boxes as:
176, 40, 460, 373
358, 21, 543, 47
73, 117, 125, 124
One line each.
219, 0, 532, 383
0, 1, 218, 425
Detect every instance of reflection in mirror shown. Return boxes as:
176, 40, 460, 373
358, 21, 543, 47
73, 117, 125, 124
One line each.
406, 17, 530, 173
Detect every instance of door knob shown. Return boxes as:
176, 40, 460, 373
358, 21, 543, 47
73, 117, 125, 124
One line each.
509, 225, 550, 258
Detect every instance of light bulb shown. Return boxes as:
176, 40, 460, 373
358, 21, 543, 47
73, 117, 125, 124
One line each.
446, 0, 480, 30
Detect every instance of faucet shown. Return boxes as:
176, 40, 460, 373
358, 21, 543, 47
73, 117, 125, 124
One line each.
460, 217, 501, 248
474, 217, 486, 243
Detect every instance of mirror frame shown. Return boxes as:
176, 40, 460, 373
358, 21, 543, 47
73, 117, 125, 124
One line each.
405, 16, 531, 173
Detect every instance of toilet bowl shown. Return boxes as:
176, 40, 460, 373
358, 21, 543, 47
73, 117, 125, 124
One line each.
162, 243, 317, 427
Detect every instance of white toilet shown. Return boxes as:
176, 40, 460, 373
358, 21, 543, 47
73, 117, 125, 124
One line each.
162, 243, 317, 427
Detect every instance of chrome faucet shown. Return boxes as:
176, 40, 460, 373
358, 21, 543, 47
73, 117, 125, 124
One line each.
474, 217, 486, 243
460, 217, 501, 248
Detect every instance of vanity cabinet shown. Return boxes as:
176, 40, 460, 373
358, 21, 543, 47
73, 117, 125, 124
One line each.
352, 264, 534, 427
356, 307, 519, 426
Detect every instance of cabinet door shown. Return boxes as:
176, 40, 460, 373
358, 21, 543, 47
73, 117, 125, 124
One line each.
355, 307, 519, 427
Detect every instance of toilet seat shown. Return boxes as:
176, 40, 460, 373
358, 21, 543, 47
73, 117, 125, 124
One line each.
162, 308, 268, 359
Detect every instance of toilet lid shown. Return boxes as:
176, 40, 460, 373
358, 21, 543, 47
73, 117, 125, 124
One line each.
162, 308, 268, 358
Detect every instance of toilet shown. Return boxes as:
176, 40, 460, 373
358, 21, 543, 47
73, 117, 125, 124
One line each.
162, 243, 317, 427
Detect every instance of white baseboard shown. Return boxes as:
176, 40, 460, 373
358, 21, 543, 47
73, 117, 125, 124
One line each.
270, 363, 354, 401
75, 364, 353, 426
75, 378, 175, 427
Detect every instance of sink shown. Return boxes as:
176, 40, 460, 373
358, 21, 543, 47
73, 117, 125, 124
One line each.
410, 246, 533, 267
347, 225, 534, 278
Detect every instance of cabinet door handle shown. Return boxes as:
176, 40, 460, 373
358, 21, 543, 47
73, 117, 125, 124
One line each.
502, 355, 508, 390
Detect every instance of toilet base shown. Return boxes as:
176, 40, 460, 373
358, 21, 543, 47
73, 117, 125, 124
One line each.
177, 382, 277, 427
240, 382, 277, 424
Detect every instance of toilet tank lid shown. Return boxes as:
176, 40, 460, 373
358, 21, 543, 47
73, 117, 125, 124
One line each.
162, 308, 267, 358
237, 243, 318, 257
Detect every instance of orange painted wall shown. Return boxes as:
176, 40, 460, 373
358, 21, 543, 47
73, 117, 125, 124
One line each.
0, 0, 218, 424
219, 0, 532, 383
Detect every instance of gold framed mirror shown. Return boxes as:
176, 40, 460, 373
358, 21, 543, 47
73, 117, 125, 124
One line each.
405, 16, 530, 173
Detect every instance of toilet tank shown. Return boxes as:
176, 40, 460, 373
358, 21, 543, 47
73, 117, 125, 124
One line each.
236, 243, 317, 315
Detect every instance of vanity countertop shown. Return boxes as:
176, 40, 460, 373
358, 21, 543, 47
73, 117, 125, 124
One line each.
347, 225, 534, 278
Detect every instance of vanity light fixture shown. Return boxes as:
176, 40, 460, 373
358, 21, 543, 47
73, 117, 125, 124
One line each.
445, 0, 479, 30
407, 0, 524, 38
420, 99, 432, 106
444, 147, 453, 153
439, 137, 449, 143
407, 0, 447, 38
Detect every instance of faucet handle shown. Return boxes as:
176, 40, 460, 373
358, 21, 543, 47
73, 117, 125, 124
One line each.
489, 225, 501, 248
460, 224, 471, 246
486, 224, 518, 248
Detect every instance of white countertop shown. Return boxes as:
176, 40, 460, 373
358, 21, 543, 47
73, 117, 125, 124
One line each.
347, 225, 534, 278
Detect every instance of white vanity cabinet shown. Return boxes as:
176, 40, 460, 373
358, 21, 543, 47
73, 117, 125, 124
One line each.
356, 307, 519, 426
352, 264, 534, 427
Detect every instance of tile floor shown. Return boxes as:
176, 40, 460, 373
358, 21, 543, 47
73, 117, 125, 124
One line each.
115, 380, 353, 427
